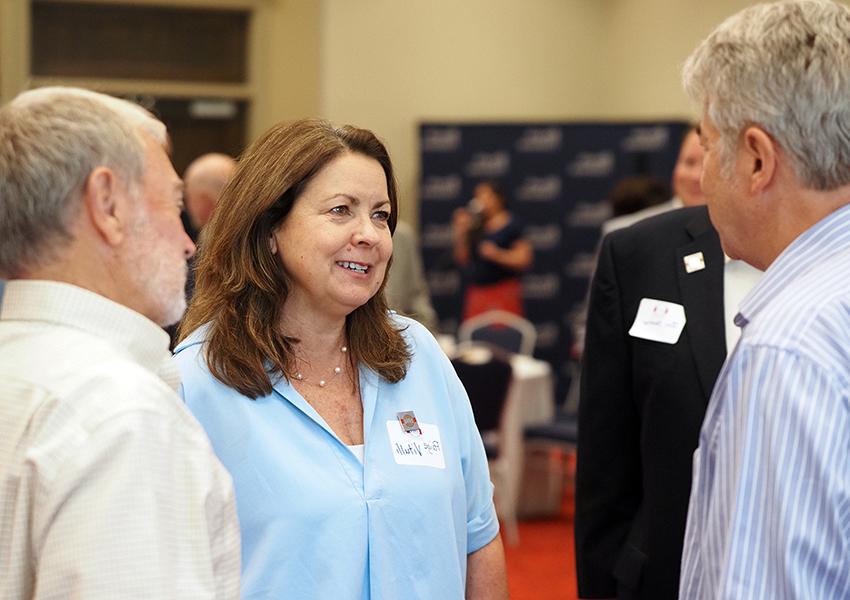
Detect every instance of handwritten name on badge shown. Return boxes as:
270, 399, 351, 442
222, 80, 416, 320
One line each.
386, 420, 446, 469
628, 298, 686, 344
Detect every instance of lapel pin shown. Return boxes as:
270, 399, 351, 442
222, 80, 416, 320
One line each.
397, 410, 422, 435
683, 251, 706, 273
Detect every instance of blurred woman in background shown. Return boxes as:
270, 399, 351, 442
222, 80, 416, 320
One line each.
452, 180, 532, 319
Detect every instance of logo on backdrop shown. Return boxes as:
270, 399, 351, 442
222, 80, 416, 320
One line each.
421, 175, 463, 200
565, 201, 612, 227
515, 175, 562, 202
427, 271, 461, 297
534, 321, 561, 349
566, 151, 615, 178
522, 274, 560, 300
524, 224, 562, 251
620, 126, 670, 153
422, 127, 462, 153
420, 121, 689, 402
465, 151, 510, 178
515, 127, 562, 153
421, 222, 454, 249
564, 251, 598, 278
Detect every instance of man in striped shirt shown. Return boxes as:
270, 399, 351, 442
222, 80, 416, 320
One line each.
679, 1, 850, 598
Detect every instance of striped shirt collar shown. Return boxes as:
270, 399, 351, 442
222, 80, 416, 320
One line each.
736, 202, 850, 328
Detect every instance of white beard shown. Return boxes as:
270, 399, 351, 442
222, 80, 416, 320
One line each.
125, 217, 189, 327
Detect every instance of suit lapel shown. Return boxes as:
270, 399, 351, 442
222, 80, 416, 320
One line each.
675, 209, 727, 401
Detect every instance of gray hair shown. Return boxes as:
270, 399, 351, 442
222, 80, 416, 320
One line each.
0, 87, 166, 276
683, 0, 850, 190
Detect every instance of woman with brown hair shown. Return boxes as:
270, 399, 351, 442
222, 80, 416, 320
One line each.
174, 119, 507, 599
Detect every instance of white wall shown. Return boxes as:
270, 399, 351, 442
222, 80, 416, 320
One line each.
597, 0, 768, 118
1, 0, 802, 223
320, 0, 762, 224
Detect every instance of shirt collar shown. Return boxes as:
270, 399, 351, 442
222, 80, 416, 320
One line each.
0, 280, 176, 387
737, 202, 850, 327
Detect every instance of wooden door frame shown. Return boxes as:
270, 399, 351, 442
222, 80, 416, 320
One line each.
0, 0, 275, 141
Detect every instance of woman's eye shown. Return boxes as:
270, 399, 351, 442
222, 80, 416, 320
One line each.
372, 210, 390, 222
330, 205, 350, 216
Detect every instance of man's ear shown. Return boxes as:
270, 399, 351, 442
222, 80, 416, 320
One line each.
742, 126, 777, 195
83, 167, 127, 246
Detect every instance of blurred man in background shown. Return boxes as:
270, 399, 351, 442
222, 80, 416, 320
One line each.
570, 127, 711, 361
384, 220, 438, 330
576, 125, 761, 599
183, 152, 236, 241
600, 126, 704, 237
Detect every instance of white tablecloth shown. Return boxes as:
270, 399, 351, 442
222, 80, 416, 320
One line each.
497, 354, 555, 541
508, 354, 555, 426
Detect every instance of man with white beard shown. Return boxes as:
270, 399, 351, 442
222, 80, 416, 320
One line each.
0, 87, 240, 599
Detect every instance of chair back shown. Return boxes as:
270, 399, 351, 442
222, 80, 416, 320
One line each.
457, 310, 537, 356
451, 345, 513, 433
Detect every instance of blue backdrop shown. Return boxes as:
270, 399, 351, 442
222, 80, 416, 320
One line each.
419, 121, 690, 403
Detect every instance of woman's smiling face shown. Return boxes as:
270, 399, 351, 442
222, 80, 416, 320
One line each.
272, 151, 393, 319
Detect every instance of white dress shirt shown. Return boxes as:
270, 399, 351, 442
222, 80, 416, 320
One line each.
722, 256, 763, 353
0, 280, 240, 599
600, 197, 684, 237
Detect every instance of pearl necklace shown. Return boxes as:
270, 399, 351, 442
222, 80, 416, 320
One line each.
294, 345, 348, 387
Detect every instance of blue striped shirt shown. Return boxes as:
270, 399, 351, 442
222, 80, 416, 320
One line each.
680, 203, 850, 599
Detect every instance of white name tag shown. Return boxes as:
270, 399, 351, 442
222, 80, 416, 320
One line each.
386, 420, 446, 469
628, 298, 686, 344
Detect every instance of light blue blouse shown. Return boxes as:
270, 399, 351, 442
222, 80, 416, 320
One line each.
174, 315, 498, 600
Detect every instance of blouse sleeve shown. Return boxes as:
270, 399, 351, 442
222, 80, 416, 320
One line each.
424, 328, 500, 553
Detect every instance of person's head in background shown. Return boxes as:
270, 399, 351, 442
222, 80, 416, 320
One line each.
0, 86, 194, 326
184, 152, 236, 232
609, 176, 671, 217
473, 180, 509, 220
683, 0, 850, 268
671, 127, 705, 207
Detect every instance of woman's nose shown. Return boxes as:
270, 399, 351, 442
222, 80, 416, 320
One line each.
351, 214, 381, 246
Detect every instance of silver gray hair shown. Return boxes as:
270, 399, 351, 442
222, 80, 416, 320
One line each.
0, 87, 166, 276
683, 0, 850, 190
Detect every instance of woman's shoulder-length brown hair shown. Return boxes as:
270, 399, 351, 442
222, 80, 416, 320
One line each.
178, 118, 412, 399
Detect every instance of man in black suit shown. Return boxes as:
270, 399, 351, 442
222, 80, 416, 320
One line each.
575, 205, 758, 599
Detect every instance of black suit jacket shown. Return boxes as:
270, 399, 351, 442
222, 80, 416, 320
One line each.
575, 206, 727, 599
